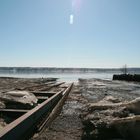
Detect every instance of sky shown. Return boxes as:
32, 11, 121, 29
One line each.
0, 0, 140, 68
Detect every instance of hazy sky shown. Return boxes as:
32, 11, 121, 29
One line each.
0, 0, 140, 68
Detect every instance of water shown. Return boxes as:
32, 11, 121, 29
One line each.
0, 72, 116, 82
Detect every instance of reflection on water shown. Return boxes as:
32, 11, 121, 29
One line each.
0, 72, 116, 82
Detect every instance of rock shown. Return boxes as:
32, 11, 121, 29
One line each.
103, 96, 121, 103
110, 115, 140, 140
83, 96, 140, 140
0, 91, 38, 107
126, 97, 140, 114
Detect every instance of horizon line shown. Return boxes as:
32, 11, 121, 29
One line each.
0, 66, 140, 69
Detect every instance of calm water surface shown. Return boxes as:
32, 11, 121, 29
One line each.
0, 72, 117, 82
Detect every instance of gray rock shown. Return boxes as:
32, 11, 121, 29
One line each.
0, 91, 38, 106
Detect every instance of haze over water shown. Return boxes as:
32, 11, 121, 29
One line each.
0, 72, 114, 82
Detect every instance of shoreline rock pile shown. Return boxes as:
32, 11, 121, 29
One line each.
78, 78, 140, 140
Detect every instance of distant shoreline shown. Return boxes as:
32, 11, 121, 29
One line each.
0, 67, 140, 74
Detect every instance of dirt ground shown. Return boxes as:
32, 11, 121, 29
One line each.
32, 84, 85, 140
1, 77, 140, 140
32, 78, 140, 140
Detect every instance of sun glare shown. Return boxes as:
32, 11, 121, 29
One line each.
70, 14, 74, 24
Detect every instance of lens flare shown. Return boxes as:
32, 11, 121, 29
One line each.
70, 14, 74, 24
72, 0, 82, 12
69, 0, 82, 25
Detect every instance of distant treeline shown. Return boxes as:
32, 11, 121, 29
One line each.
0, 67, 140, 74
0, 67, 120, 74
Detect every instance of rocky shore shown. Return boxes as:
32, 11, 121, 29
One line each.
32, 78, 140, 140
78, 78, 140, 140
0, 77, 57, 130
1, 77, 140, 140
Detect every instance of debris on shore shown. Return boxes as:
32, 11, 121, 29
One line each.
0, 77, 57, 130
0, 91, 38, 109
78, 78, 140, 140
0, 77, 57, 109
31, 78, 140, 140
82, 96, 140, 140
1, 77, 140, 140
